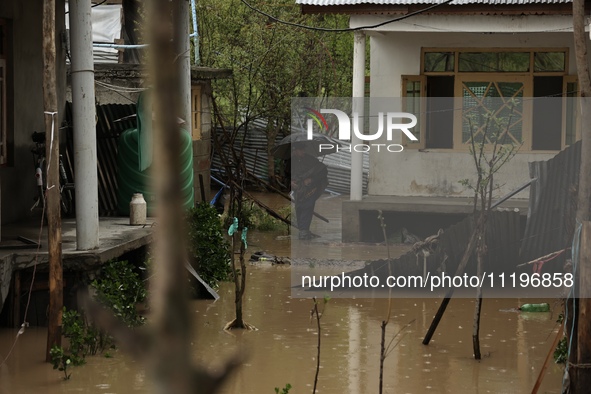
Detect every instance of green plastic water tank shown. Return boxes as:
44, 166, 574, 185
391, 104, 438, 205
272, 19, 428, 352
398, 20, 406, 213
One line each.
117, 127, 194, 216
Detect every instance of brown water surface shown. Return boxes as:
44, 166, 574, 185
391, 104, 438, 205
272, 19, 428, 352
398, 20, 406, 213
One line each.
0, 193, 564, 393
0, 262, 564, 394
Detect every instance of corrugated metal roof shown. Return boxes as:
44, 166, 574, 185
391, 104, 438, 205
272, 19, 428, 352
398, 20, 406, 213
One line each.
296, 0, 571, 5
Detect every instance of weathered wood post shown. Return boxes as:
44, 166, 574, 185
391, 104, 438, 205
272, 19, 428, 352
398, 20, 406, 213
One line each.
575, 221, 591, 391
572, 0, 591, 390
42, 0, 63, 361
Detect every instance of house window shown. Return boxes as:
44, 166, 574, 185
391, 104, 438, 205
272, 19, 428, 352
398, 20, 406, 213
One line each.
406, 48, 575, 151
460, 80, 524, 145
0, 20, 7, 166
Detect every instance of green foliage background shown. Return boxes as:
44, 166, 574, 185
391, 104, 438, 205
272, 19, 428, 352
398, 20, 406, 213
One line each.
197, 0, 353, 109
195, 0, 353, 159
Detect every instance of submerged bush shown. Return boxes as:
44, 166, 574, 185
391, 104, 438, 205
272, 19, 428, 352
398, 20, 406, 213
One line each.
50, 345, 72, 380
91, 260, 147, 327
242, 200, 289, 231
187, 203, 231, 289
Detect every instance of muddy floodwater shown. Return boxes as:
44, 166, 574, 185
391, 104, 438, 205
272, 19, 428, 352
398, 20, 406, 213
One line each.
0, 194, 565, 393
0, 265, 565, 393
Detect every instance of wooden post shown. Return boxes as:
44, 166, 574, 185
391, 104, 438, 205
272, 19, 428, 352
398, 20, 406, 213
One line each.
147, 0, 193, 391
423, 229, 478, 345
43, 0, 63, 362
575, 222, 591, 392
572, 0, 591, 389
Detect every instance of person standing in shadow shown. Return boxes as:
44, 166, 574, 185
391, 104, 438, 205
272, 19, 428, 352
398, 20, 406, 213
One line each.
288, 143, 329, 240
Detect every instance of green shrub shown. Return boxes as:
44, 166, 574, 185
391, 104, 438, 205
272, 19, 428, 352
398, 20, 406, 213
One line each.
187, 203, 231, 289
50, 345, 72, 380
91, 260, 147, 327
275, 383, 292, 394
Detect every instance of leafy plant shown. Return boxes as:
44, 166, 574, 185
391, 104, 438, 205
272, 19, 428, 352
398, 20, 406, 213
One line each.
61, 309, 89, 365
91, 260, 147, 327
274, 383, 292, 394
187, 203, 232, 289
554, 337, 568, 364
50, 345, 72, 380
62, 307, 110, 364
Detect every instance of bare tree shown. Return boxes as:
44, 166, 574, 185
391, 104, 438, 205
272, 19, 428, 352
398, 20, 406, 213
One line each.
462, 113, 519, 359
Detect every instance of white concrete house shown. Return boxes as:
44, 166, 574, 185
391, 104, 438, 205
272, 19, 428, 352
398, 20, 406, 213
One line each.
297, 0, 590, 241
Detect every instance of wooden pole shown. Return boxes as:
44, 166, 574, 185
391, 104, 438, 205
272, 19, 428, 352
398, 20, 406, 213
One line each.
531, 327, 565, 394
575, 222, 591, 392
43, 0, 63, 362
573, 0, 591, 224
147, 0, 193, 390
423, 228, 478, 345
572, 0, 591, 389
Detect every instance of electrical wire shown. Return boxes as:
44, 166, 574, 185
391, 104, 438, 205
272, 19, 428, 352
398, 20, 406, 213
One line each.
95, 80, 148, 93
239, 0, 455, 32
0, 197, 46, 368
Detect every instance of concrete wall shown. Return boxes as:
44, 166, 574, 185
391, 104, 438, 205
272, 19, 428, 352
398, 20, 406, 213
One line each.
66, 64, 144, 105
0, 0, 67, 225
367, 31, 591, 199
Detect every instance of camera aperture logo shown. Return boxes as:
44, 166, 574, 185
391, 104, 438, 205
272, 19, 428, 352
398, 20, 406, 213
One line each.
304, 107, 418, 153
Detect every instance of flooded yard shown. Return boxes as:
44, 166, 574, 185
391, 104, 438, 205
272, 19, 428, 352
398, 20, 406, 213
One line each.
0, 254, 564, 393
0, 195, 565, 393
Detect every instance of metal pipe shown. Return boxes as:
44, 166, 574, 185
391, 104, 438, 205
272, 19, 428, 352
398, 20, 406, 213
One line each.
69, 0, 99, 250
490, 178, 535, 209
350, 31, 365, 201
190, 0, 199, 65
177, 0, 192, 136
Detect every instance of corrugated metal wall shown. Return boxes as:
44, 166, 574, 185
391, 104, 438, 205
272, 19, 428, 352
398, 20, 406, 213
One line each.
211, 119, 369, 194
346, 209, 522, 281
520, 141, 580, 263
65, 102, 138, 216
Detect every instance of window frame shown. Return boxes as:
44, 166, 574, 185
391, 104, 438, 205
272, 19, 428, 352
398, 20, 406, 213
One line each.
453, 73, 533, 151
406, 47, 574, 152
562, 75, 580, 149
401, 75, 426, 149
